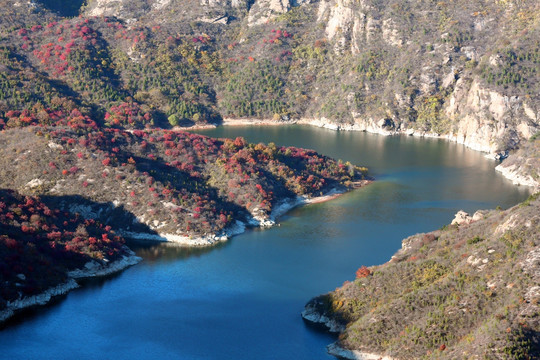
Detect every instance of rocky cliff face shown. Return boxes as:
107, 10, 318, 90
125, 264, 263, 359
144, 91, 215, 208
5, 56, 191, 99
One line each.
443, 78, 536, 154
85, 0, 130, 18
84, 0, 303, 23
248, 0, 292, 26
305, 0, 539, 160
317, 0, 403, 53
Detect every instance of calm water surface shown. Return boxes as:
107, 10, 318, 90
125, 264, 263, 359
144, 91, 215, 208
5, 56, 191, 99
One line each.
0, 126, 531, 359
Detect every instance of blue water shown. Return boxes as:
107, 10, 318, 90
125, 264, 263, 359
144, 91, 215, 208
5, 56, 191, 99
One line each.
0, 126, 531, 359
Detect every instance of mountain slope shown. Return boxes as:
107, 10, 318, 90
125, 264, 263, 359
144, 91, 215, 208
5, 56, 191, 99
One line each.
303, 193, 540, 359
0, 125, 368, 243
0, 0, 537, 163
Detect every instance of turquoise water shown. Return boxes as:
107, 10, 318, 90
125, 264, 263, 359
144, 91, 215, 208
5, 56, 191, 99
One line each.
0, 126, 531, 359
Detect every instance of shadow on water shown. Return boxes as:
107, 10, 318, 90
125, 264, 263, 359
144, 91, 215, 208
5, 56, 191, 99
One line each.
0, 268, 129, 331
0, 293, 70, 330
128, 238, 231, 264
0, 125, 535, 359
0, 192, 220, 329
39, 193, 157, 235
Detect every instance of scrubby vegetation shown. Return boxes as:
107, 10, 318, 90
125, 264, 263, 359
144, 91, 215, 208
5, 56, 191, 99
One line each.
0, 0, 378, 322
0, 125, 367, 238
0, 189, 129, 313
0, 0, 538, 347
304, 194, 540, 359
0, 0, 537, 143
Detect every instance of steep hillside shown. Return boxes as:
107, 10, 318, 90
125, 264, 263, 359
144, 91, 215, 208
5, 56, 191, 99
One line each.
0, 125, 368, 244
0, 188, 140, 323
0, 1, 381, 323
0, 0, 537, 167
303, 193, 540, 359
0, 1, 538, 351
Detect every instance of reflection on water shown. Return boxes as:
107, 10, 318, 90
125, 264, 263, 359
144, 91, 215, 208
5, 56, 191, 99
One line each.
128, 239, 230, 264
0, 126, 532, 360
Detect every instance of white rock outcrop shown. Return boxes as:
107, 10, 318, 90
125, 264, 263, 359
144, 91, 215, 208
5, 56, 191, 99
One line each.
248, 0, 292, 26
327, 342, 396, 360
86, 0, 125, 17
200, 0, 247, 8
301, 303, 345, 333
444, 78, 525, 155
451, 210, 487, 225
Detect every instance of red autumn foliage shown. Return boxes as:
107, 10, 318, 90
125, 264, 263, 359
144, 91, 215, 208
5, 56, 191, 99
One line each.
356, 266, 372, 279
0, 189, 128, 308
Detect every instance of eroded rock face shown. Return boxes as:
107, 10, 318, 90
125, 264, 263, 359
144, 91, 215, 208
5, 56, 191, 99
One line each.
200, 0, 248, 9
444, 78, 523, 154
317, 0, 402, 53
246, 0, 312, 26
54, 0, 540, 186
85, 0, 306, 24
311, 0, 538, 161
85, 0, 174, 20
152, 0, 171, 10
248, 0, 292, 26
85, 0, 125, 17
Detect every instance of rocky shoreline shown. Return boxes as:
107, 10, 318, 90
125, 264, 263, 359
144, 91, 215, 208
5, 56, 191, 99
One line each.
326, 343, 396, 360
301, 197, 540, 359
184, 118, 539, 190
219, 116, 505, 157
302, 301, 396, 360
120, 182, 371, 246
495, 162, 539, 188
301, 300, 346, 333
0, 250, 141, 325
0, 182, 368, 326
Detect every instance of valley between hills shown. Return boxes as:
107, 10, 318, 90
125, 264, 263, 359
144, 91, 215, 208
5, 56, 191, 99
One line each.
0, 0, 539, 358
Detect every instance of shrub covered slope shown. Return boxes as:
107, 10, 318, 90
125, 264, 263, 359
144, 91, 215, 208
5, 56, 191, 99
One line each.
0, 0, 538, 158
304, 193, 540, 359
0, 188, 133, 314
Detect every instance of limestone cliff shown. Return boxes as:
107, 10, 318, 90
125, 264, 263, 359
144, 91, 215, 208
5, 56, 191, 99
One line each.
308, 0, 539, 162
248, 0, 289, 26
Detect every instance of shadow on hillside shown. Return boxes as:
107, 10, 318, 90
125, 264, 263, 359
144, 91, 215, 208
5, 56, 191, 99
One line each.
130, 150, 311, 223
521, 328, 540, 357
256, 166, 298, 199
39, 0, 86, 17
47, 79, 81, 100
39, 193, 160, 239
131, 155, 250, 219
